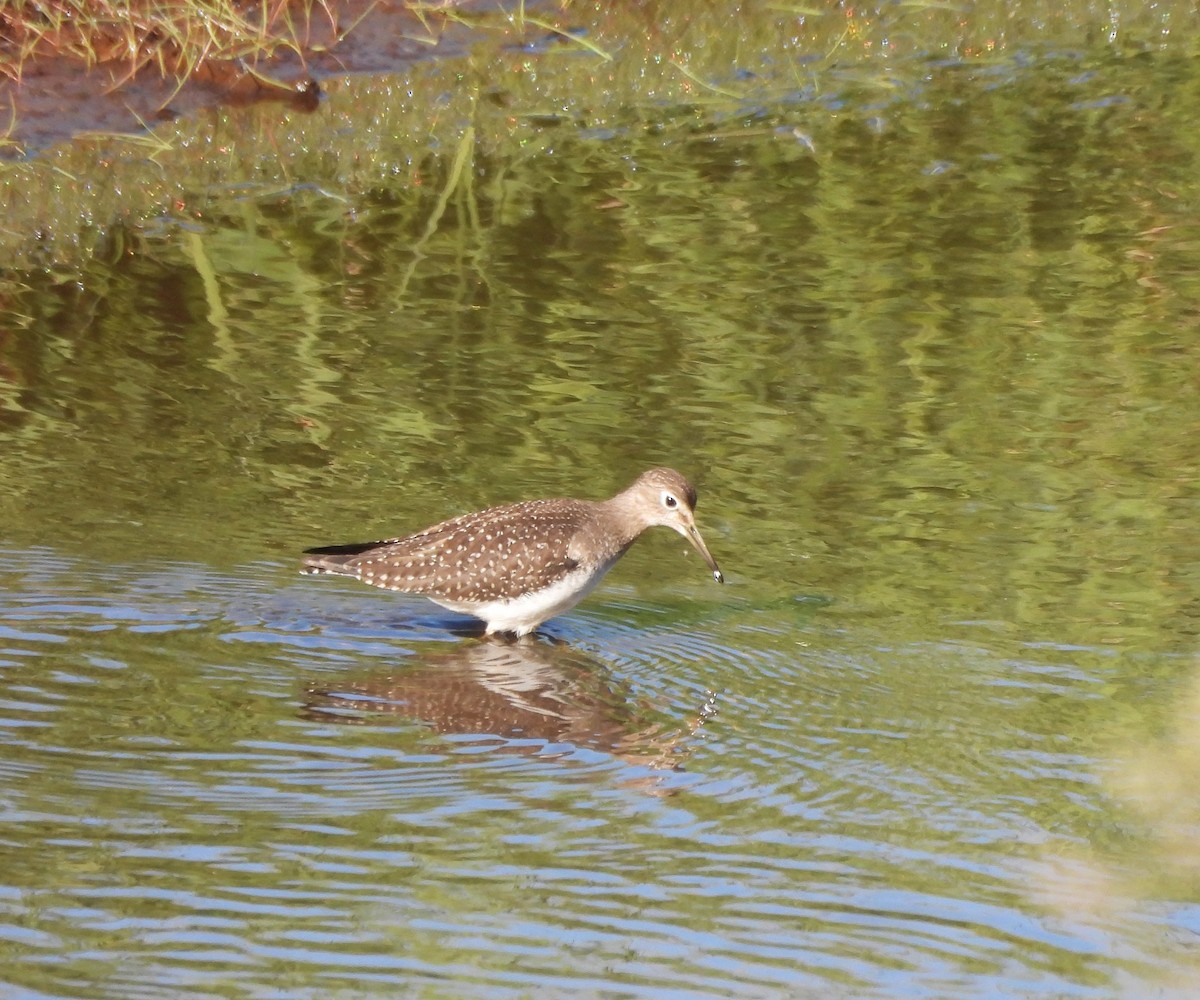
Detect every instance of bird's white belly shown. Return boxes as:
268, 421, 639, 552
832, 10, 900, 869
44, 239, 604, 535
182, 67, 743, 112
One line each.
431, 561, 617, 636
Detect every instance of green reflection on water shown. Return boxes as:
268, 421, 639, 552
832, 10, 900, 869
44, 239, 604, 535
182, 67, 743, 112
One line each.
2, 37, 1198, 647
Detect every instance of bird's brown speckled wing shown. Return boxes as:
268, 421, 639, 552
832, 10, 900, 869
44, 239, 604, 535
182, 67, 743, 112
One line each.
303, 498, 597, 603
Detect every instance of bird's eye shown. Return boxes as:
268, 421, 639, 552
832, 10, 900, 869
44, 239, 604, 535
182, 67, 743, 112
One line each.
663, 492, 678, 509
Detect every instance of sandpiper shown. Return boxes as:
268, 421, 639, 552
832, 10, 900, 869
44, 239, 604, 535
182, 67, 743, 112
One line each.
301, 467, 723, 636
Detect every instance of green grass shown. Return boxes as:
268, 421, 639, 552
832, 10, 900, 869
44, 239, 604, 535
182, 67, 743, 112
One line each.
0, 0, 374, 90
2, 0, 1199, 277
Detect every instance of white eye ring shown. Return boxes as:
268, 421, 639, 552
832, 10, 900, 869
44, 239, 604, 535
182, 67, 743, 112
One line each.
662, 491, 678, 509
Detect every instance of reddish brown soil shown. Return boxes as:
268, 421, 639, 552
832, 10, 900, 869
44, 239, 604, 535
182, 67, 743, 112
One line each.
0, 1, 485, 154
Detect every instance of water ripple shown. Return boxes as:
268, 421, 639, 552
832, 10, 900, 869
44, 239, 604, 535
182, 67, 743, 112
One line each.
0, 546, 1184, 998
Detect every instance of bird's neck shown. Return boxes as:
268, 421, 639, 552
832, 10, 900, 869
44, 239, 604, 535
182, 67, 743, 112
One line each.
598, 491, 654, 549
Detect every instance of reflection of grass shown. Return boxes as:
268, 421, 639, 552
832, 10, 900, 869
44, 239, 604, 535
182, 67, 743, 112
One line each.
0, 1, 378, 89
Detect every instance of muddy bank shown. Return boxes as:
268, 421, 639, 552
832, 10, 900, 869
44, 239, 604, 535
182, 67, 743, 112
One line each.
0, 1, 490, 155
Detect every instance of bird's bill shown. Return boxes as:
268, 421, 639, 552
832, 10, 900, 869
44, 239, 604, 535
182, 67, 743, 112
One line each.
685, 524, 724, 584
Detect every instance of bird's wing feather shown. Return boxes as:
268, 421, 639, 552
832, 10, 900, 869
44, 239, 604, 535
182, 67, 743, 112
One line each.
304, 499, 592, 602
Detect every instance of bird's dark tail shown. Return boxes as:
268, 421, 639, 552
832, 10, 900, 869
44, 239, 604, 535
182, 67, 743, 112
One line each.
300, 540, 384, 576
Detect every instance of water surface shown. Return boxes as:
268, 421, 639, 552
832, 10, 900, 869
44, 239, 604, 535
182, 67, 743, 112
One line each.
3, 6, 1200, 997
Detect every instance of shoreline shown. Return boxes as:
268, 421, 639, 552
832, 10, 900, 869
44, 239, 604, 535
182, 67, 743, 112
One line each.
0, 1, 485, 156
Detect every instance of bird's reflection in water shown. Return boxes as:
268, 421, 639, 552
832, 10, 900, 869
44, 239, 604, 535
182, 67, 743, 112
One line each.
302, 638, 716, 779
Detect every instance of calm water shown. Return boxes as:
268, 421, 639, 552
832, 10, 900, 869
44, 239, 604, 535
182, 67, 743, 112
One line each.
4, 8, 1200, 998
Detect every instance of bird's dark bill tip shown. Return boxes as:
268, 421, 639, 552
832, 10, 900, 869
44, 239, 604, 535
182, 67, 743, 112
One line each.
713, 569, 725, 584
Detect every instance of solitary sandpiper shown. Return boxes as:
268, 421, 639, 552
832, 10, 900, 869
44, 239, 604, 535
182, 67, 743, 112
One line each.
301, 467, 723, 636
